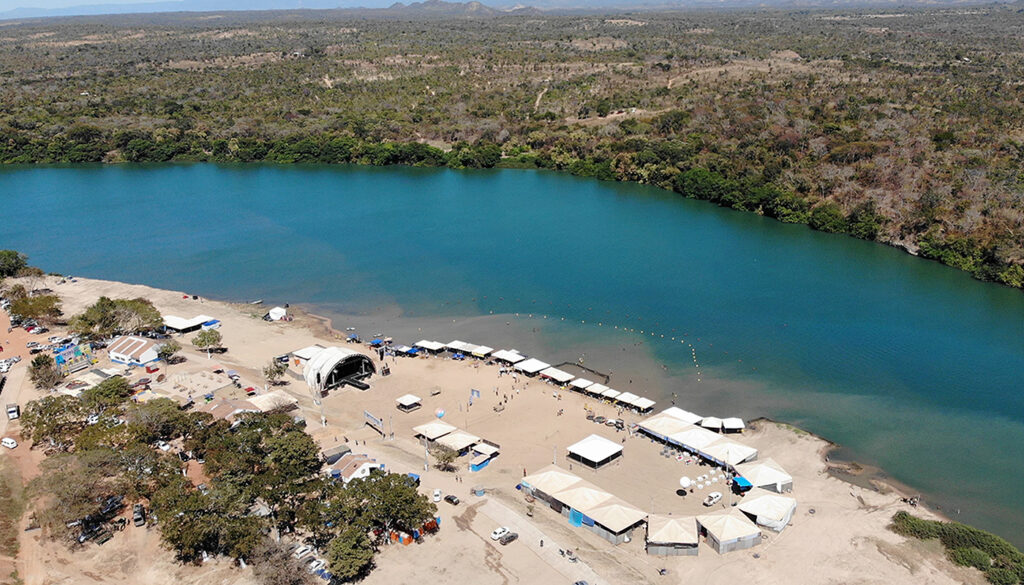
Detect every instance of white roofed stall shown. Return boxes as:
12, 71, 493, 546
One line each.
436, 430, 481, 453
515, 358, 550, 375
722, 417, 745, 432
587, 498, 647, 534
633, 397, 657, 412
472, 442, 499, 456
661, 407, 704, 425
616, 391, 641, 406
734, 458, 793, 493
646, 515, 699, 556
395, 394, 422, 412
491, 349, 526, 364
696, 510, 762, 554
520, 465, 583, 496
471, 345, 494, 358
539, 367, 574, 384
446, 340, 473, 353
701, 416, 724, 431
637, 413, 693, 441
163, 314, 215, 332
412, 420, 457, 441
738, 490, 797, 532
601, 387, 622, 400
667, 426, 723, 453
413, 340, 446, 352
567, 434, 624, 469
701, 440, 758, 467
586, 383, 610, 396
570, 378, 595, 391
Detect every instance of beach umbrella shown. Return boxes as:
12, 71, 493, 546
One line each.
435, 408, 446, 419
679, 477, 692, 489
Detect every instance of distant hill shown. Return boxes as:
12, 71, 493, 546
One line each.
2, 0, 1019, 20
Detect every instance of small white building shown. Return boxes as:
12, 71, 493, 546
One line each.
566, 434, 624, 469
107, 336, 162, 366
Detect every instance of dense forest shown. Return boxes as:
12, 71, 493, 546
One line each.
0, 6, 1022, 287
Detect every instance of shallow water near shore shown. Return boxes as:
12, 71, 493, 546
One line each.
3, 162, 1023, 545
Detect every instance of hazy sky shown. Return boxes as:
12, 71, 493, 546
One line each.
0, 0, 157, 8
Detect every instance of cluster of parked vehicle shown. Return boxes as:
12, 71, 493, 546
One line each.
67, 495, 146, 545
288, 542, 334, 581
586, 414, 626, 431
489, 526, 519, 545
0, 356, 20, 373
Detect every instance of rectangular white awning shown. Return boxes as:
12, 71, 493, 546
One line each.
436, 429, 481, 452
164, 314, 215, 331
539, 367, 574, 383
570, 378, 594, 390
601, 388, 622, 399
633, 397, 656, 411
412, 420, 457, 440
396, 394, 422, 407
515, 358, 550, 374
491, 349, 526, 364
567, 434, 623, 464
414, 340, 446, 351
616, 391, 640, 406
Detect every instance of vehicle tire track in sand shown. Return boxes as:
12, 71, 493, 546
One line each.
453, 501, 482, 531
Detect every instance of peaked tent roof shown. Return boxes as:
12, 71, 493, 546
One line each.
617, 391, 641, 405
696, 509, 761, 542
637, 413, 693, 439
722, 417, 745, 430
570, 378, 595, 390
551, 484, 614, 514
633, 397, 657, 411
668, 425, 723, 451
588, 498, 648, 533
515, 358, 550, 374
521, 465, 583, 495
647, 515, 699, 545
661, 406, 704, 425
539, 367, 575, 383
412, 420, 457, 440
701, 416, 724, 430
734, 458, 793, 488
436, 429, 482, 452
491, 349, 526, 363
395, 394, 422, 407
738, 490, 798, 524
587, 383, 610, 395
414, 340, 446, 351
702, 440, 758, 466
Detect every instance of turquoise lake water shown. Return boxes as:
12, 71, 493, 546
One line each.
2, 163, 1023, 544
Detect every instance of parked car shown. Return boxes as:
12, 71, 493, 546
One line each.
443, 494, 460, 506
498, 532, 518, 545
307, 559, 326, 573
1, 437, 18, 449
293, 545, 314, 560
432, 489, 442, 502
133, 504, 146, 526
703, 491, 723, 507
156, 441, 171, 452
489, 527, 509, 541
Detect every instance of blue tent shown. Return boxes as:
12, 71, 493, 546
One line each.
407, 347, 420, 355
370, 338, 383, 346
734, 476, 753, 493
347, 333, 358, 340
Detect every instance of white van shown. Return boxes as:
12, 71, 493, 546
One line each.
1, 437, 18, 449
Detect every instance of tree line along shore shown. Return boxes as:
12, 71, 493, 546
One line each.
0, 8, 1022, 289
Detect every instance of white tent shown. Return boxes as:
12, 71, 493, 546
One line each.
668, 425, 723, 452
616, 391, 640, 406
268, 306, 287, 321
539, 367, 575, 384
248, 390, 299, 412
471, 345, 494, 358
586, 383, 610, 396
570, 378, 595, 390
491, 349, 526, 364
734, 458, 793, 493
647, 515, 699, 546
412, 420, 457, 441
414, 340, 446, 352
567, 434, 624, 468
588, 498, 647, 533
637, 413, 692, 440
738, 490, 797, 532
633, 397, 657, 412
701, 440, 758, 466
601, 388, 622, 400
163, 314, 216, 332
722, 417, 745, 431
696, 509, 762, 554
701, 416, 724, 431
395, 394, 422, 412
446, 340, 473, 353
436, 429, 481, 452
660, 407, 704, 425
515, 358, 550, 374
552, 485, 614, 514
472, 442, 499, 456
521, 465, 583, 496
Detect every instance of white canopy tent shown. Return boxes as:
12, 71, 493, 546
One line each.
586, 383, 610, 396
552, 485, 614, 514
471, 345, 494, 358
566, 434, 624, 468
637, 413, 692, 441
491, 349, 526, 364
539, 367, 575, 384
738, 490, 798, 532
701, 416, 724, 431
601, 388, 622, 400
647, 515, 699, 547
667, 425, 723, 452
436, 430, 482, 452
472, 442, 499, 456
395, 394, 422, 412
413, 340, 446, 352
696, 509, 762, 554
734, 458, 793, 493
633, 397, 657, 412
722, 417, 746, 432
588, 498, 647, 534
267, 306, 287, 321
616, 391, 641, 406
515, 358, 550, 375
570, 378, 595, 390
446, 340, 474, 353
412, 420, 457, 441
701, 440, 758, 467
520, 465, 583, 496
661, 407, 704, 425
163, 314, 215, 332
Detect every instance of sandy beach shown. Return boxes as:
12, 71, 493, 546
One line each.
0, 275, 986, 585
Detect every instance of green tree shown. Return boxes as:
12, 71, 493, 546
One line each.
430, 444, 459, 472
125, 398, 188, 443
192, 329, 223, 353
20, 394, 85, 450
325, 526, 375, 581
345, 471, 436, 544
69, 297, 163, 338
29, 449, 130, 541
809, 202, 848, 233
0, 250, 28, 277
28, 354, 62, 390
250, 539, 315, 585
157, 339, 183, 363
262, 360, 287, 385
81, 376, 132, 413
10, 295, 62, 325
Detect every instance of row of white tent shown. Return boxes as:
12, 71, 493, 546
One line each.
638, 409, 759, 467
412, 341, 658, 414
411, 420, 500, 467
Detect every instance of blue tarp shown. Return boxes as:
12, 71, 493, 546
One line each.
348, 333, 358, 339
581, 515, 595, 527
734, 476, 753, 490
407, 347, 420, 354
370, 339, 383, 346
569, 509, 583, 527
